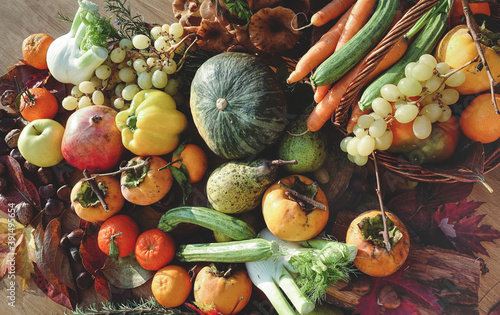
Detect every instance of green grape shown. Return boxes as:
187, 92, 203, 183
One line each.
340, 136, 352, 153
418, 54, 437, 69
133, 58, 148, 73
397, 77, 422, 97
62, 96, 78, 111
354, 155, 369, 166
122, 84, 140, 101
353, 124, 368, 138
445, 70, 466, 87
357, 135, 375, 156
346, 136, 361, 156
380, 84, 402, 102
71, 85, 83, 98
169, 22, 184, 38
395, 104, 419, 123
78, 95, 92, 109
375, 130, 393, 150
150, 26, 163, 40
132, 34, 150, 50
79, 81, 97, 94
162, 59, 177, 74
95, 65, 112, 80
114, 97, 125, 109
357, 114, 375, 129
368, 119, 387, 138
138, 71, 153, 90
118, 67, 136, 83
440, 88, 460, 105
152, 70, 168, 89
119, 38, 133, 50
92, 90, 105, 105
110, 47, 126, 63
420, 103, 442, 123
410, 63, 434, 81
371, 98, 392, 118
412, 115, 432, 139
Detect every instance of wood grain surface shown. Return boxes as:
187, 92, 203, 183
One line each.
0, 0, 499, 314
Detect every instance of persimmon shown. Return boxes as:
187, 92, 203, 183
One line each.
171, 143, 208, 183
71, 175, 125, 223
19, 88, 58, 122
152, 265, 192, 308
194, 264, 253, 315
121, 156, 174, 206
22, 33, 54, 69
262, 174, 329, 241
135, 228, 176, 271
460, 93, 500, 144
97, 214, 140, 258
345, 210, 410, 277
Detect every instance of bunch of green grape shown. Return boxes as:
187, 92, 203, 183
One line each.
340, 53, 466, 166
62, 22, 186, 111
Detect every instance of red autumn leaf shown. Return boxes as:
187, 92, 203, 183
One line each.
416, 181, 474, 208
434, 200, 500, 256
32, 263, 75, 310
0, 155, 41, 214
355, 262, 442, 315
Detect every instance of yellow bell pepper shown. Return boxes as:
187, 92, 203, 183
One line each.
115, 89, 187, 156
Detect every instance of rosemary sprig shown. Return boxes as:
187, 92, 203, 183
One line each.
105, 0, 151, 39
66, 297, 195, 315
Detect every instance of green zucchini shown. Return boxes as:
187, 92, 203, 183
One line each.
176, 239, 279, 262
310, 0, 400, 88
358, 9, 448, 111
157, 206, 257, 241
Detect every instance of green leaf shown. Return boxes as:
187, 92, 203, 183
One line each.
101, 252, 155, 289
170, 165, 192, 204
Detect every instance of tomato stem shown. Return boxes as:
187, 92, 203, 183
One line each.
371, 152, 391, 251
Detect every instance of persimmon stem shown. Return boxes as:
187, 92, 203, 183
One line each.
82, 157, 151, 180
278, 181, 327, 211
371, 152, 391, 251
461, 0, 499, 114
83, 169, 110, 213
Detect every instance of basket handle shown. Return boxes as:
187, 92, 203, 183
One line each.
332, 0, 442, 134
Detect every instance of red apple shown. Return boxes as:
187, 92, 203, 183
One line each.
61, 105, 124, 172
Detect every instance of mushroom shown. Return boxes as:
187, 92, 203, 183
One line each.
200, 0, 217, 20
172, 0, 203, 26
248, 0, 310, 14
248, 7, 300, 54
248, 0, 282, 11
196, 19, 236, 52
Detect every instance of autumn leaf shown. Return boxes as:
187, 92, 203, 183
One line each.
0, 218, 35, 290
101, 252, 155, 289
434, 200, 500, 256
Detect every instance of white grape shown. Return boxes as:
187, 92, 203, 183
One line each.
424, 75, 444, 93
133, 58, 148, 73
118, 67, 137, 83
162, 59, 177, 74
147, 57, 159, 69
92, 90, 105, 105
413, 115, 432, 139
357, 135, 376, 156
438, 105, 452, 122
114, 97, 125, 109
410, 63, 434, 81
152, 70, 169, 89
161, 24, 170, 33
369, 112, 383, 121
78, 95, 92, 109
375, 130, 393, 150
346, 137, 361, 156
79, 81, 97, 94
420, 93, 437, 106
150, 26, 163, 40
397, 77, 422, 97
445, 70, 466, 87
71, 85, 83, 98
95, 65, 112, 80
119, 38, 133, 50
357, 114, 375, 129
340, 136, 352, 152
115, 83, 126, 99
380, 84, 402, 102
132, 34, 151, 50
371, 97, 392, 117
440, 88, 460, 105
418, 54, 437, 69
62, 96, 78, 111
354, 155, 369, 166
90, 76, 103, 89
138, 71, 153, 90
154, 36, 170, 52
436, 62, 450, 75
369, 118, 387, 138
169, 22, 184, 38
353, 124, 369, 138
393, 99, 406, 109
110, 47, 126, 63
404, 62, 417, 79
164, 78, 179, 95
347, 154, 356, 163
122, 84, 140, 101
395, 104, 419, 123
420, 103, 442, 123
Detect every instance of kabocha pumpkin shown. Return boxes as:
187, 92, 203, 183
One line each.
345, 210, 410, 277
193, 264, 253, 315
262, 174, 329, 241
190, 52, 287, 160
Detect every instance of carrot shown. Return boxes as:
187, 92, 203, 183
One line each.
287, 6, 353, 84
335, 0, 377, 51
311, 0, 357, 27
314, 84, 332, 103
307, 36, 409, 132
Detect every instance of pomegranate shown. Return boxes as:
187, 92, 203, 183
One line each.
61, 105, 125, 172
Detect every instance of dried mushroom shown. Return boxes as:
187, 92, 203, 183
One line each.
248, 0, 282, 11
172, 0, 203, 26
197, 19, 235, 52
248, 7, 300, 54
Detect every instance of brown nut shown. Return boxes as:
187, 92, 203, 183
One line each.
39, 184, 56, 199
350, 274, 373, 297
15, 201, 35, 225
69, 246, 81, 262
1, 90, 18, 107
37, 167, 54, 185
56, 185, 72, 202
0, 118, 16, 133
76, 271, 93, 290
5, 128, 21, 148
44, 198, 65, 216
377, 284, 401, 309
67, 228, 85, 246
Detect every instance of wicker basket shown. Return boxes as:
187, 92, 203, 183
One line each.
330, 0, 500, 183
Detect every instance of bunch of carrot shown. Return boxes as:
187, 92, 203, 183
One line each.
287, 0, 407, 132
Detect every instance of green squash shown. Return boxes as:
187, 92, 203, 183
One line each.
190, 52, 287, 160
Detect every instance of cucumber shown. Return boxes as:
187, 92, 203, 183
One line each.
157, 206, 257, 241
176, 239, 279, 263
310, 0, 400, 88
358, 10, 448, 111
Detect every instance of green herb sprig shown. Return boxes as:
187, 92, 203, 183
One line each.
105, 0, 151, 39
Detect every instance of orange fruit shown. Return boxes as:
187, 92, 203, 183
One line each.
152, 265, 192, 307
22, 33, 54, 70
135, 228, 176, 271
97, 215, 140, 258
460, 93, 500, 144
171, 144, 208, 183
19, 87, 58, 122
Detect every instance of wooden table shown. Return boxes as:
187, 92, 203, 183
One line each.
1, 0, 499, 314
